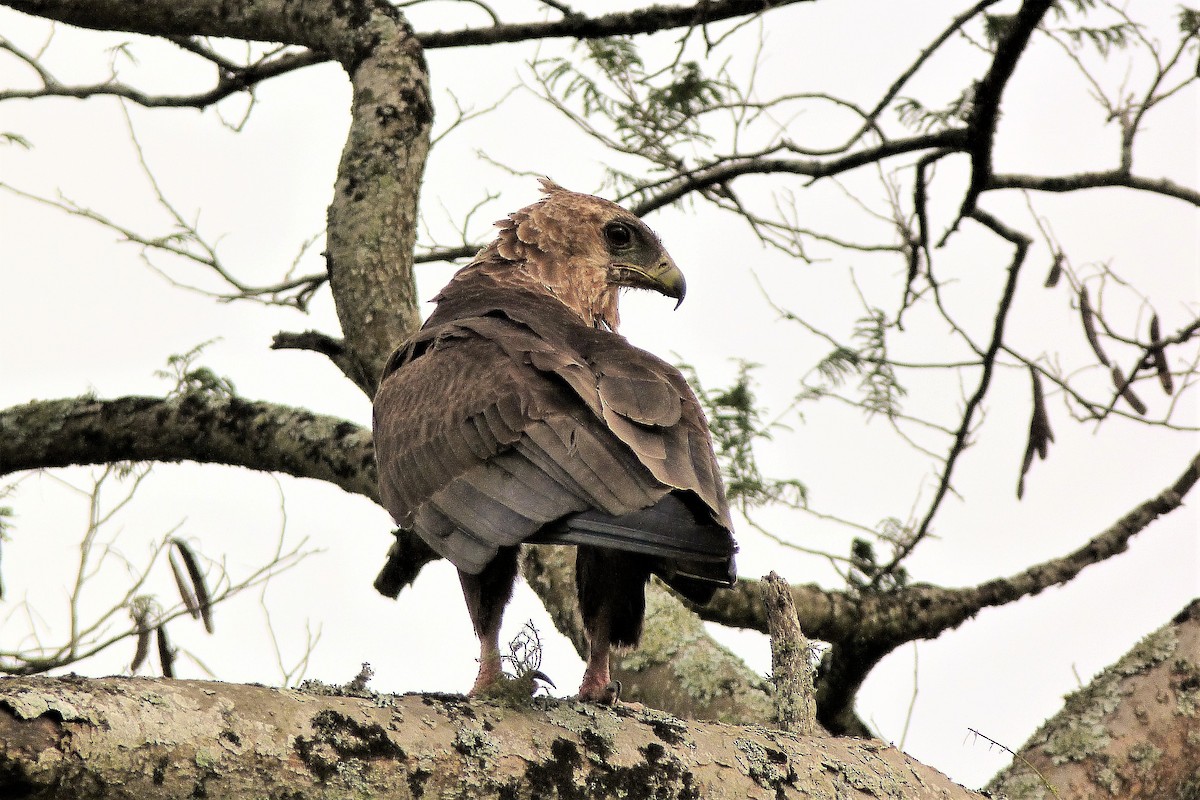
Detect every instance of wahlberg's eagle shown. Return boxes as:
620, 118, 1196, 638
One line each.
372, 180, 736, 702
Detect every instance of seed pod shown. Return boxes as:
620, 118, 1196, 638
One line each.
172, 538, 213, 634
157, 624, 175, 678
1110, 365, 1147, 415
131, 625, 152, 672
1018, 367, 1054, 499
168, 551, 201, 621
1044, 251, 1063, 287
1080, 286, 1110, 366
1148, 315, 1173, 395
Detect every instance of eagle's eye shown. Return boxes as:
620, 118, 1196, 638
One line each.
603, 221, 635, 251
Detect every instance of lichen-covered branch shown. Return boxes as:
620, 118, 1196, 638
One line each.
762, 571, 817, 735
0, 676, 986, 799
0, 395, 378, 500
987, 599, 1200, 799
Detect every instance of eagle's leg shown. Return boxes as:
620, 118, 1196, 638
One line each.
458, 546, 520, 695
575, 545, 651, 704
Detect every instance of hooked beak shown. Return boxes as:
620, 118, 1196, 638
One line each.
611, 257, 687, 309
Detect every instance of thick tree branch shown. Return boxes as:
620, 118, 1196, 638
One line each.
988, 600, 1200, 799
0, 677, 984, 800
0, 395, 378, 500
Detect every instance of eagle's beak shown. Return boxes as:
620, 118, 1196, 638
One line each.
614, 257, 687, 309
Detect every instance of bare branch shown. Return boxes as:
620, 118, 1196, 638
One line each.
957, 0, 1056, 220
990, 170, 1200, 206
0, 38, 323, 108
885, 208, 1032, 576
415, 0, 813, 50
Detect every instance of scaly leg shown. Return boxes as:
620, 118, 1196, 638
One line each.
458, 546, 519, 696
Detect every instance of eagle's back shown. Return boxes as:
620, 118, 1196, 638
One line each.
372, 274, 735, 592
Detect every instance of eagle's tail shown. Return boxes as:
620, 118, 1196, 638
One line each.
533, 493, 736, 601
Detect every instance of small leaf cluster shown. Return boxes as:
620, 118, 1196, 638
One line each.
847, 534, 910, 593
681, 361, 807, 512
895, 91, 974, 133
850, 311, 906, 418
154, 339, 237, 398
540, 36, 729, 159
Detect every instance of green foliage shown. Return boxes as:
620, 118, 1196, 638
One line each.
1180, 7, 1200, 35
680, 361, 807, 512
538, 36, 729, 159
1055, 22, 1140, 55
154, 339, 237, 399
1050, 0, 1100, 17
1, 132, 32, 149
895, 92, 973, 133
846, 534, 910, 593
852, 311, 906, 418
813, 346, 861, 386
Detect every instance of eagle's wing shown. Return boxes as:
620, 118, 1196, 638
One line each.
373, 302, 733, 584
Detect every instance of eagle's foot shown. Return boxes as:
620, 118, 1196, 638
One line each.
578, 679, 621, 705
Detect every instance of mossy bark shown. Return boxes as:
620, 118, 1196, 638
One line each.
0, 676, 985, 800
988, 599, 1200, 800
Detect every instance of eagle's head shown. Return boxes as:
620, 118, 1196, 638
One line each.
473, 178, 686, 330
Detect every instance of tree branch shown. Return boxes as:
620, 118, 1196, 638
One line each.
990, 170, 1200, 206
0, 676, 985, 799
270, 330, 372, 390
988, 599, 1200, 799
4, 0, 432, 392
895, 208, 1031, 570
0, 39, 323, 108
0, 395, 378, 501
415, 0, 813, 50
631, 129, 969, 216
957, 0, 1056, 219
696, 448, 1200, 733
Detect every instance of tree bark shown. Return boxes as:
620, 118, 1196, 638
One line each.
0, 676, 985, 799
987, 599, 1200, 800
0, 395, 378, 499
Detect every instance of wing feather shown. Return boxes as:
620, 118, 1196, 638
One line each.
373, 288, 734, 581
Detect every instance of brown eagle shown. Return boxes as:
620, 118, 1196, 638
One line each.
372, 180, 736, 702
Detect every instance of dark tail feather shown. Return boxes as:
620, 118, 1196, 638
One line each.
532, 494, 736, 594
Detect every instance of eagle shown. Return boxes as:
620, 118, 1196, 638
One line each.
372, 180, 737, 703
